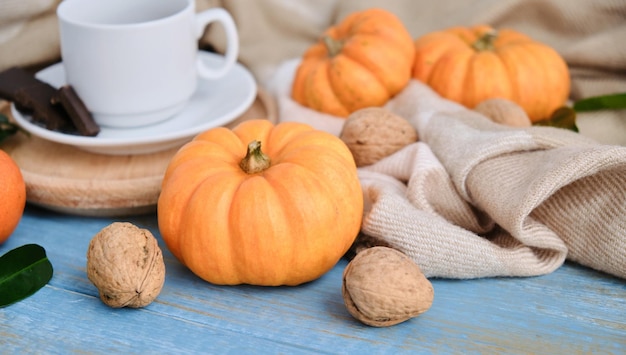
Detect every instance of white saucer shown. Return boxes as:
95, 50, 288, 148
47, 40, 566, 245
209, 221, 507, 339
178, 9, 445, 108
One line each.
11, 52, 257, 155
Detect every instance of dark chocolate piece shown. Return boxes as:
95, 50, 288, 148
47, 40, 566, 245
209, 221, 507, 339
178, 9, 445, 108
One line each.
14, 84, 74, 131
51, 85, 100, 136
1, 67, 100, 136
1, 66, 73, 131
0, 67, 41, 101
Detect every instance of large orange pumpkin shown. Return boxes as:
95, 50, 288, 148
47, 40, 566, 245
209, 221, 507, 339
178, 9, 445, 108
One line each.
292, 8, 415, 117
157, 119, 363, 286
412, 25, 570, 122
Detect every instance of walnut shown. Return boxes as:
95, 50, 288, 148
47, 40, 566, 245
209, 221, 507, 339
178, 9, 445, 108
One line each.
474, 98, 532, 127
340, 107, 418, 167
342, 246, 434, 327
86, 222, 165, 308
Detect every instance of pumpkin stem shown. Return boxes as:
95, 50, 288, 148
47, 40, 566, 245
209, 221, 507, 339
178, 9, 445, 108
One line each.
239, 140, 271, 174
323, 36, 344, 57
471, 29, 498, 51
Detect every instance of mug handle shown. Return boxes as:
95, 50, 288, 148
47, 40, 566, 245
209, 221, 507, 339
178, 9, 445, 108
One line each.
195, 8, 239, 79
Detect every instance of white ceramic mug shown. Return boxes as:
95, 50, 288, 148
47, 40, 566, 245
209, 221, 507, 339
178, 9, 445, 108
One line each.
57, 0, 239, 128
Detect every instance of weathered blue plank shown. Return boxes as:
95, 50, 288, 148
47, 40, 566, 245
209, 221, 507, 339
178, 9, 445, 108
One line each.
1, 205, 625, 354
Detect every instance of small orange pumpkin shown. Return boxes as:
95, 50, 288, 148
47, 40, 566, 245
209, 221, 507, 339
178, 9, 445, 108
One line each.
412, 25, 570, 122
292, 8, 415, 117
157, 119, 363, 286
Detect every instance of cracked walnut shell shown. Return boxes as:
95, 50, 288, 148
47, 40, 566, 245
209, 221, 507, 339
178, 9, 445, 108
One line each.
342, 246, 434, 327
87, 222, 165, 308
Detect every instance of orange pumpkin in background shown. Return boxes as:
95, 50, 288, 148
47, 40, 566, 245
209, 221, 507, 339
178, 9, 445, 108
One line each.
412, 25, 571, 122
292, 8, 415, 117
157, 119, 363, 286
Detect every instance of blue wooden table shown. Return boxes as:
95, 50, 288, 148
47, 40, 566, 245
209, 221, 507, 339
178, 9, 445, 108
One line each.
2, 204, 625, 354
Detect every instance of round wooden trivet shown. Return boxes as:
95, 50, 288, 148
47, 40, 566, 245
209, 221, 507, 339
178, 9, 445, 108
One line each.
0, 89, 277, 217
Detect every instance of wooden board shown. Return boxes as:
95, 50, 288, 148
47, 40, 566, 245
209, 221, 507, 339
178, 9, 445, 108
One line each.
0, 90, 277, 217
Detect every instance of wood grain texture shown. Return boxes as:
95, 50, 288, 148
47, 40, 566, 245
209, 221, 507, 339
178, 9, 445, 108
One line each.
0, 91, 277, 217
1, 206, 625, 354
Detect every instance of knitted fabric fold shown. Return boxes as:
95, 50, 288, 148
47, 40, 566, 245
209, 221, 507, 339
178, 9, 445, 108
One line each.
363, 82, 626, 279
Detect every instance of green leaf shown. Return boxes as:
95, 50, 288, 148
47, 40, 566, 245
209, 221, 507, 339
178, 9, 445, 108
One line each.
533, 106, 579, 132
0, 113, 22, 143
573, 93, 626, 112
0, 244, 54, 308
